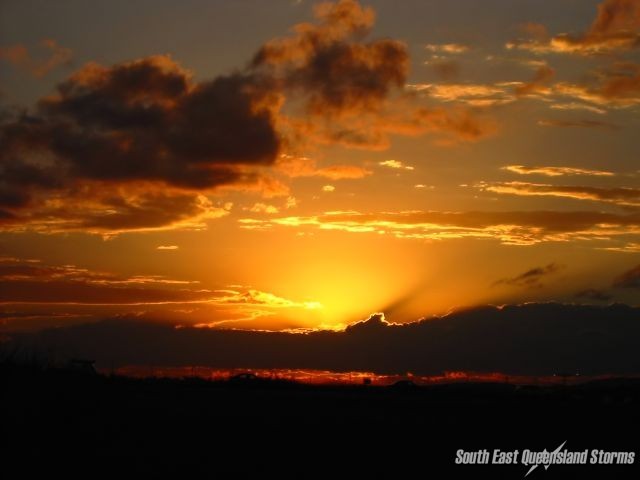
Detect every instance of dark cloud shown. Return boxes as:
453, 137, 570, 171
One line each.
575, 288, 614, 302
2, 56, 280, 192
494, 263, 562, 288
613, 264, 640, 288
0, 1, 493, 234
9, 303, 640, 376
0, 258, 206, 305
251, 0, 492, 149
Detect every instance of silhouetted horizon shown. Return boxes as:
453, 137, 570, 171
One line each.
5, 302, 639, 377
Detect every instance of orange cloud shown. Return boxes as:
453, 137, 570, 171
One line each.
478, 181, 640, 207
536, 119, 620, 129
276, 155, 372, 179
507, 0, 640, 55
0, 257, 323, 330
424, 43, 470, 54
0, 39, 72, 77
515, 65, 555, 96
502, 165, 615, 177
239, 209, 640, 246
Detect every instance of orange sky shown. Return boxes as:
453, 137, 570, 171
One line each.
1, 0, 639, 332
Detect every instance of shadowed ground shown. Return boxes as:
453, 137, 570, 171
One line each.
2, 363, 639, 478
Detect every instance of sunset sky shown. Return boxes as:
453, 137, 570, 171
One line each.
1, 0, 639, 333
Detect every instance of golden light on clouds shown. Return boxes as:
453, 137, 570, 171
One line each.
1, 0, 640, 333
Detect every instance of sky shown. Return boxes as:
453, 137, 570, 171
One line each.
1, 0, 639, 333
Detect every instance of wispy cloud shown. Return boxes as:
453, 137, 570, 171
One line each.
478, 181, 640, 207
493, 263, 563, 289
239, 209, 640, 246
502, 165, 615, 177
537, 119, 620, 130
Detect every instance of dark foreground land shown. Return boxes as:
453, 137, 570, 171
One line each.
2, 365, 639, 479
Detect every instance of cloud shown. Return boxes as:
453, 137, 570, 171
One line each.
0, 257, 322, 330
409, 82, 517, 107
424, 43, 470, 54
549, 103, 608, 114
379, 160, 414, 170
239, 209, 640, 246
0, 39, 73, 77
276, 154, 371, 179
507, 0, 640, 55
537, 119, 620, 129
252, 0, 402, 117
321, 185, 336, 192
575, 288, 613, 301
0, 54, 281, 233
1, 1, 494, 235
478, 181, 640, 207
0, 187, 231, 236
600, 242, 640, 252
493, 263, 563, 288
515, 65, 555, 96
248, 203, 280, 214
253, 0, 494, 148
11, 303, 640, 376
613, 264, 640, 288
502, 165, 615, 177
156, 245, 179, 250
553, 63, 640, 108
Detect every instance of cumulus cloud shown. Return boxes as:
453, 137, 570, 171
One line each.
502, 165, 615, 177
239, 209, 640, 246
1, 1, 495, 235
0, 55, 280, 233
493, 263, 563, 289
507, 0, 640, 55
253, 0, 494, 149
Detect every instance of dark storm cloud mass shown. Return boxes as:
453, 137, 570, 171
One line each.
9, 304, 640, 376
